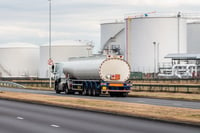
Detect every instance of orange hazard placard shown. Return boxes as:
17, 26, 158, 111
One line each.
48, 59, 53, 65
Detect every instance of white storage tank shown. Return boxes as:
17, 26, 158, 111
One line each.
39, 40, 94, 78
0, 43, 39, 77
187, 22, 200, 54
126, 16, 187, 73
100, 22, 125, 54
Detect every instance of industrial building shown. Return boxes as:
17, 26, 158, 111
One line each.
39, 40, 93, 78
0, 43, 39, 77
0, 40, 93, 78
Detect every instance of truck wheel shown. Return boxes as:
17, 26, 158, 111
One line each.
92, 89, 100, 96
88, 88, 92, 96
63, 83, 69, 94
55, 83, 61, 94
56, 89, 61, 94
92, 88, 96, 96
78, 91, 83, 95
82, 86, 88, 96
95, 90, 100, 96
65, 88, 69, 94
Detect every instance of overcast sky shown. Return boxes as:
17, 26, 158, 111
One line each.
0, 0, 200, 52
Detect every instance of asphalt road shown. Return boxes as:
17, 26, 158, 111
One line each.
1, 87, 200, 109
0, 100, 199, 133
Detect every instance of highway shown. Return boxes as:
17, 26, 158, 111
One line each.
0, 100, 199, 133
0, 87, 200, 109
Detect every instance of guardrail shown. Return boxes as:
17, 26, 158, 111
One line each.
0, 81, 25, 88
14, 81, 54, 88
132, 84, 200, 93
131, 79, 200, 84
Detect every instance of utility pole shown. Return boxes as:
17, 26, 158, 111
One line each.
48, 0, 52, 88
153, 42, 156, 77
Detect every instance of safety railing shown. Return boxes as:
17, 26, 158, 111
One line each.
0, 81, 25, 88
132, 83, 200, 93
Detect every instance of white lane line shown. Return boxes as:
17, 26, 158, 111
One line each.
17, 117, 24, 120
50, 124, 60, 128
137, 100, 145, 103
173, 103, 182, 106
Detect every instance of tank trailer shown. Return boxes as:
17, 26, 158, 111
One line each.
52, 55, 132, 97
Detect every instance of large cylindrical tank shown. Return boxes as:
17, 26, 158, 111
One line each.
100, 22, 125, 54
126, 17, 187, 73
39, 40, 93, 78
63, 56, 130, 82
187, 22, 200, 54
0, 43, 39, 77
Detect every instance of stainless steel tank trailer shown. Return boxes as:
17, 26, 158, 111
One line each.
52, 55, 132, 97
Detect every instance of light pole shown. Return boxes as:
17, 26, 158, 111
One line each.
177, 12, 181, 54
153, 42, 156, 77
48, 0, 52, 88
49, 0, 51, 60
157, 43, 160, 74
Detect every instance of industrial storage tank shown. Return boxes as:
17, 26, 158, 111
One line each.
0, 43, 39, 77
126, 16, 187, 73
187, 22, 200, 54
100, 21, 125, 54
39, 40, 94, 78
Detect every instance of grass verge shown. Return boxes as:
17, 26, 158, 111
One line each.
129, 91, 200, 101
0, 91, 200, 126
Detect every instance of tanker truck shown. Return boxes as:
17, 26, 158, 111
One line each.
52, 55, 132, 97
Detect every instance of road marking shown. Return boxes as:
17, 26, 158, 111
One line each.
51, 124, 60, 128
138, 100, 145, 103
17, 117, 24, 120
173, 103, 182, 106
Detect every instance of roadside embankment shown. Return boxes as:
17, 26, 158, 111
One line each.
0, 91, 199, 126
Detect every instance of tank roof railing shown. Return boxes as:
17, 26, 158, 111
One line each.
125, 12, 200, 19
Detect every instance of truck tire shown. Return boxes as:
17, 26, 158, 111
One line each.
64, 84, 69, 94
92, 88, 100, 96
88, 88, 92, 96
82, 85, 88, 96
55, 83, 61, 94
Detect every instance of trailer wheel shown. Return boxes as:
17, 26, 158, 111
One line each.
92, 88, 96, 96
82, 86, 88, 96
92, 89, 100, 96
88, 88, 92, 96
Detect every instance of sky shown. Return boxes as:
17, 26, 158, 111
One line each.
0, 0, 200, 52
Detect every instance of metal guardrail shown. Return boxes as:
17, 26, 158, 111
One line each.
132, 84, 200, 93
0, 81, 25, 88
14, 81, 54, 88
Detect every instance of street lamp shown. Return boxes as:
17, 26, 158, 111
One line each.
153, 42, 156, 75
48, 0, 51, 60
153, 42, 160, 78
48, 0, 52, 88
